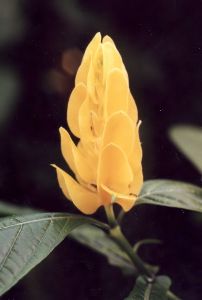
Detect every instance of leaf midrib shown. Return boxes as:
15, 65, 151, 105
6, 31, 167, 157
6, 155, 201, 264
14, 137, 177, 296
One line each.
0, 216, 71, 230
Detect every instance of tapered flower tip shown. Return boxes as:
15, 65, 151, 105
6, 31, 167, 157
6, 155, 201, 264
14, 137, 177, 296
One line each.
75, 32, 101, 85
51, 164, 101, 214
102, 35, 113, 43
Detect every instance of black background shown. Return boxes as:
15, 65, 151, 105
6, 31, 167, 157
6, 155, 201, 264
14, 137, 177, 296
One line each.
0, 0, 202, 299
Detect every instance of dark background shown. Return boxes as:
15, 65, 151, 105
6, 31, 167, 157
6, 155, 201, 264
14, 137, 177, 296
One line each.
1, 0, 202, 299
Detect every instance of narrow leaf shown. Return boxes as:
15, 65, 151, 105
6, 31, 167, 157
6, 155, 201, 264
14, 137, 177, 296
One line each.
169, 125, 202, 173
0, 212, 108, 296
136, 180, 202, 213
124, 275, 172, 300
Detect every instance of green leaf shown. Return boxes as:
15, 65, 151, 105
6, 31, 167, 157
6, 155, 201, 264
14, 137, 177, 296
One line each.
124, 275, 172, 300
169, 125, 202, 173
136, 180, 202, 213
70, 224, 136, 275
0, 212, 108, 296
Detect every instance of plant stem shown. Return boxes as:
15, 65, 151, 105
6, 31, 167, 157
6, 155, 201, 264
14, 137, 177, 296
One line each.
105, 204, 117, 228
110, 225, 154, 278
105, 204, 181, 299
105, 205, 153, 279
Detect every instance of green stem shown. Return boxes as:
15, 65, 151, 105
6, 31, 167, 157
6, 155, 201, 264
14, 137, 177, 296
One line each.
105, 205, 153, 279
105, 204, 180, 300
110, 225, 153, 278
105, 204, 117, 228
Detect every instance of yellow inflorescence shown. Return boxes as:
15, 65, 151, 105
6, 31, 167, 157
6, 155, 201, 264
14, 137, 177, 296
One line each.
53, 33, 143, 214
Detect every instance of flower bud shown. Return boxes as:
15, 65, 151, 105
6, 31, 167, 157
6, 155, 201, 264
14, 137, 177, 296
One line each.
53, 33, 143, 214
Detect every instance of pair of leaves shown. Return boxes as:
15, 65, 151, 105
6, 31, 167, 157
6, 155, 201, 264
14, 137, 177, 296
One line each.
1, 177, 202, 297
0, 212, 173, 299
0, 202, 160, 296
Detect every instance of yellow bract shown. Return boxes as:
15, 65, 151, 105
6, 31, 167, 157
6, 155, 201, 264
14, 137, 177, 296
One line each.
53, 32, 143, 214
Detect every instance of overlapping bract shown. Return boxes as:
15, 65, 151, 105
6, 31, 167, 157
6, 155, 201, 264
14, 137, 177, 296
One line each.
53, 33, 143, 214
